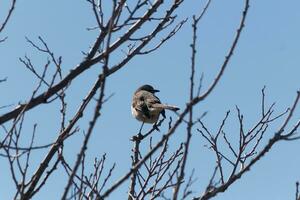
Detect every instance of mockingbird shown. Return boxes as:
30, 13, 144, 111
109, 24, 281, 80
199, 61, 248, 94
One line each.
131, 84, 179, 133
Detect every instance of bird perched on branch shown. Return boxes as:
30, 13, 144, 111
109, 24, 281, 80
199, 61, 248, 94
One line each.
131, 84, 179, 133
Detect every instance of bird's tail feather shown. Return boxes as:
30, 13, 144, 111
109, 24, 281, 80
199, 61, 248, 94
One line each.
153, 104, 179, 111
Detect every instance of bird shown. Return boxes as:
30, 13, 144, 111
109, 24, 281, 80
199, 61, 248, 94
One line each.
131, 84, 179, 133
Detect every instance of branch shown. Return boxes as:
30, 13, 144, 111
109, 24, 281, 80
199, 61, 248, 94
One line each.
21, 75, 105, 200
99, 0, 249, 197
61, 0, 116, 197
0, 0, 16, 32
296, 181, 300, 200
189, 0, 249, 107
0, 0, 165, 125
195, 90, 300, 200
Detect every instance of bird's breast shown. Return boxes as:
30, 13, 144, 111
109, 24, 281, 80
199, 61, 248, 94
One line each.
131, 105, 160, 124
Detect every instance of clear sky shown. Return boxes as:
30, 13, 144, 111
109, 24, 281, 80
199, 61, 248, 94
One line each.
1, 0, 300, 199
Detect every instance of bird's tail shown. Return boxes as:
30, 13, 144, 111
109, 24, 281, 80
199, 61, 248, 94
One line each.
153, 104, 180, 111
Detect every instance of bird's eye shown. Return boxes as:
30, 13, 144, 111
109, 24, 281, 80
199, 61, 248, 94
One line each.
139, 96, 144, 101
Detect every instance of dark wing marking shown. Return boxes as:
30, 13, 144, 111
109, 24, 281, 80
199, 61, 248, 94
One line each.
147, 94, 161, 107
140, 103, 150, 118
134, 92, 151, 119
151, 94, 165, 118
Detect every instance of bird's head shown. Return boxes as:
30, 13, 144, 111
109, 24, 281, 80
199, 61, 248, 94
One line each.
136, 84, 160, 93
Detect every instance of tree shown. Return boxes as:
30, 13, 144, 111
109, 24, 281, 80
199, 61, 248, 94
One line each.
1, 0, 299, 200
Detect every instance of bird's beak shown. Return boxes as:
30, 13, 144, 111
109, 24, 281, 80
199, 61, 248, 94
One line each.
153, 89, 160, 93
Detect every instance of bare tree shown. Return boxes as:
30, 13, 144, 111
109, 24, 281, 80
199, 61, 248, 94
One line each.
0, 0, 299, 200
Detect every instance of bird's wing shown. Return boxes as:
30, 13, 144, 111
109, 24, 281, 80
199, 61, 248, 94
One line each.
145, 93, 161, 107
133, 91, 151, 118
139, 103, 150, 118
144, 93, 166, 118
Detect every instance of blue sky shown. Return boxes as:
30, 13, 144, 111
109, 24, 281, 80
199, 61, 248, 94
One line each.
1, 0, 300, 199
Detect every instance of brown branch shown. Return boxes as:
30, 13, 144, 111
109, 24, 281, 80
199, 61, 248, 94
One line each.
138, 18, 187, 55
0, 77, 7, 83
189, 0, 249, 107
19, 5, 184, 195
173, 4, 208, 196
61, 0, 117, 197
0, 0, 183, 128
91, 0, 164, 64
279, 90, 300, 137
128, 133, 142, 200
29, 158, 60, 198
296, 181, 300, 200
100, 0, 249, 197
0, 0, 163, 125
61, 71, 107, 200
21, 74, 105, 200
195, 90, 300, 200
0, 0, 16, 32
182, 169, 197, 199
198, 111, 230, 185
0, 36, 8, 43
128, 118, 165, 199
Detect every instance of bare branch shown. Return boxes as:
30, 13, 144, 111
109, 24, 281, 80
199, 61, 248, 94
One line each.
195, 90, 300, 200
296, 181, 300, 200
0, 0, 16, 32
